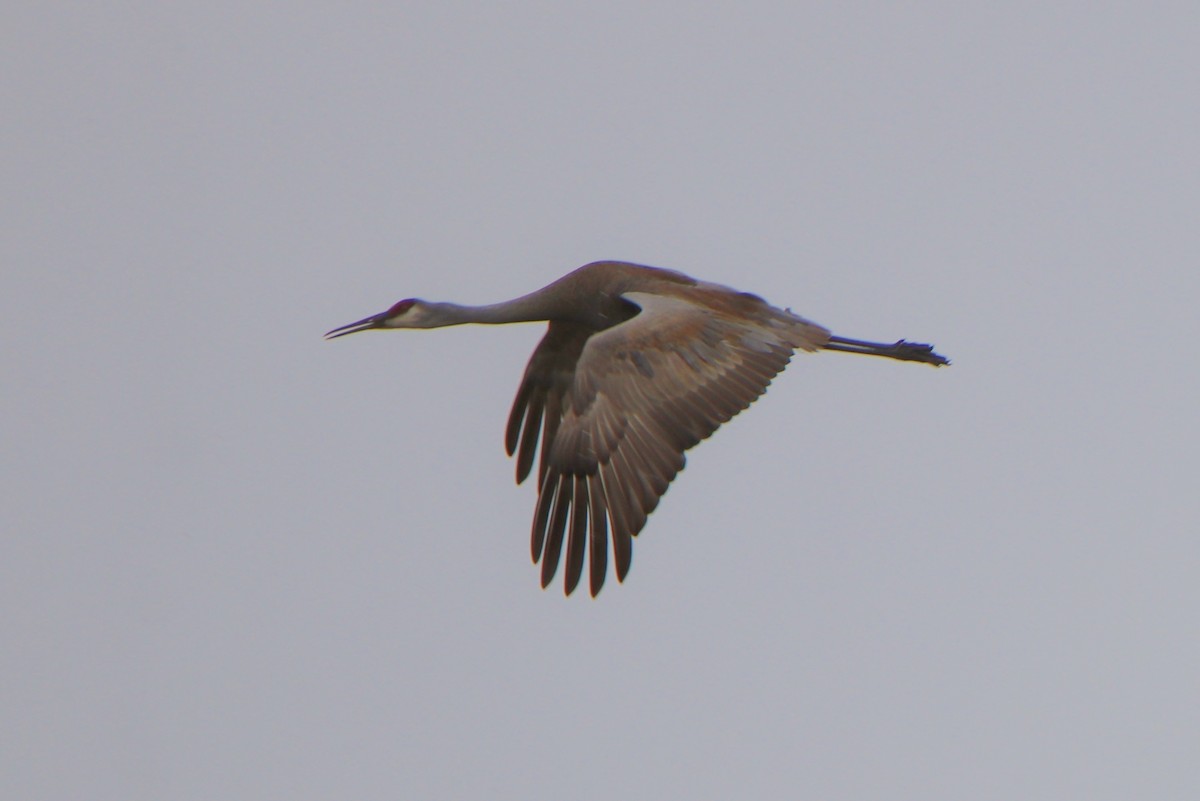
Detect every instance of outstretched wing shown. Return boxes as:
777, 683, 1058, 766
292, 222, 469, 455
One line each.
506, 290, 829, 596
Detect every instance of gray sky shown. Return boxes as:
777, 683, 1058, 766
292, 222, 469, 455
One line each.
4, 3, 1198, 799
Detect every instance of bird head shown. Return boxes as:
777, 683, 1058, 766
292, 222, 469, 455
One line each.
324, 299, 435, 338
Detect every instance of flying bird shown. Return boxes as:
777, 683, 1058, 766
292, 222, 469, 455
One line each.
327, 261, 948, 596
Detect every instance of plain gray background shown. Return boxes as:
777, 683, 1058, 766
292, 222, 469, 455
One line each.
4, 3, 1197, 799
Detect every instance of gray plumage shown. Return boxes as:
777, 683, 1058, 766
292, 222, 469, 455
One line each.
327, 261, 948, 596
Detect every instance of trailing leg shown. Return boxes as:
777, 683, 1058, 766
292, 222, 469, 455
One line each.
824, 335, 950, 366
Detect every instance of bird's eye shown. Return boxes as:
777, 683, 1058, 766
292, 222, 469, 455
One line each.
387, 299, 415, 317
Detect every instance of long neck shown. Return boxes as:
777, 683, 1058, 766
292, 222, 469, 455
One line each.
422, 286, 564, 326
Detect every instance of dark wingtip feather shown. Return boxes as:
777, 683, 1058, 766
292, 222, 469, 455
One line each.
613, 528, 633, 582
505, 381, 533, 457
530, 472, 556, 562
537, 397, 562, 490
563, 479, 588, 597
540, 476, 571, 591
515, 391, 546, 485
588, 475, 608, 597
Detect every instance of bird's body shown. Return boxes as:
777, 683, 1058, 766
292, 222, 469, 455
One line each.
327, 261, 948, 596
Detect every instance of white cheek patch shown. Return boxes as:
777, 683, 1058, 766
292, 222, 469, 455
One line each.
385, 306, 427, 328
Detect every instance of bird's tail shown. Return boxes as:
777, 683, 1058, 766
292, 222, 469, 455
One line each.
781, 310, 832, 353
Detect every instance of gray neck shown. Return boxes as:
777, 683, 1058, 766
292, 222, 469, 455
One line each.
424, 290, 557, 326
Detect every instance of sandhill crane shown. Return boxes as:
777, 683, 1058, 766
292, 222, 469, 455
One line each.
327, 261, 948, 597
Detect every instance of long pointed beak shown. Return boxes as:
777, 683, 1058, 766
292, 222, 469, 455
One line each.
325, 313, 386, 339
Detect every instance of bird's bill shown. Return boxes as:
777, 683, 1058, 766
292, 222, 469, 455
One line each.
324, 313, 386, 339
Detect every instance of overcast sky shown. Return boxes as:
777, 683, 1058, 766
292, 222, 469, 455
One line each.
4, 3, 1198, 799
